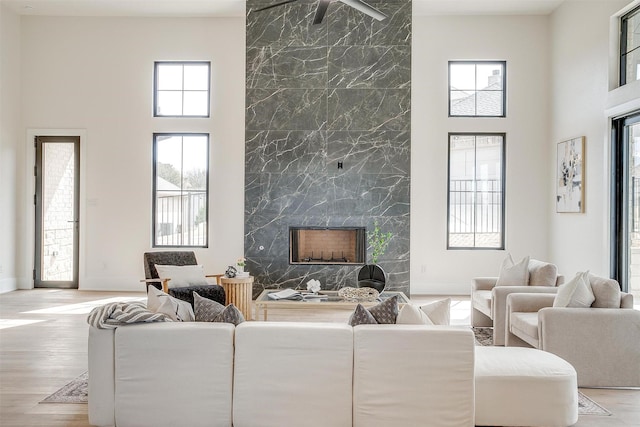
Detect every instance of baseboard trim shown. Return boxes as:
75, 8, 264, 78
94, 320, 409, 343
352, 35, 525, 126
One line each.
0, 278, 18, 293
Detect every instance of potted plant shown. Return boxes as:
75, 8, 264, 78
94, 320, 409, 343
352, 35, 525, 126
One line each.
358, 221, 392, 292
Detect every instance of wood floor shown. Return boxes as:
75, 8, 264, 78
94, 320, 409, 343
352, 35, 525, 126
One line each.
0, 289, 638, 427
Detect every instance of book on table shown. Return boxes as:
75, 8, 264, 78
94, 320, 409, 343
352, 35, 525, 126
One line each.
267, 288, 328, 301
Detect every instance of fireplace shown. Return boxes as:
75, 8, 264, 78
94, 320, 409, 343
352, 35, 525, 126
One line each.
289, 227, 366, 265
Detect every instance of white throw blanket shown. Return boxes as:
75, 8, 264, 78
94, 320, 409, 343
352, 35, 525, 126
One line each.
87, 301, 171, 329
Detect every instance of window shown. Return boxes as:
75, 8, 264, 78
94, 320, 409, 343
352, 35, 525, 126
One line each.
621, 6, 640, 86
154, 62, 211, 117
448, 133, 505, 249
449, 61, 506, 117
153, 133, 209, 247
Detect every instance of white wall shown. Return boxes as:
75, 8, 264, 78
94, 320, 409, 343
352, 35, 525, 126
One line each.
411, 15, 551, 294
19, 16, 245, 291
0, 4, 21, 292
549, 0, 633, 278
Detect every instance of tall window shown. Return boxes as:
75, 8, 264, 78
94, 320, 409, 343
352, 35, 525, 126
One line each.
153, 134, 209, 247
448, 133, 505, 249
154, 62, 211, 117
621, 6, 640, 86
449, 61, 506, 117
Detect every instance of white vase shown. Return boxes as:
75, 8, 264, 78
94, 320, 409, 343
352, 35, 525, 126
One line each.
236, 265, 244, 273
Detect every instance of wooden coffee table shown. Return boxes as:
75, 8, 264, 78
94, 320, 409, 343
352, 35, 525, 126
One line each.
254, 289, 409, 321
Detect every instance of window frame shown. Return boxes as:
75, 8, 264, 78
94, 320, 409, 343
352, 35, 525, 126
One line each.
448, 60, 507, 118
153, 61, 211, 118
620, 5, 640, 86
152, 132, 210, 248
447, 132, 506, 250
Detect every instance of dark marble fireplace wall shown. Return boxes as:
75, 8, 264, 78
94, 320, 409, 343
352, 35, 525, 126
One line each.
245, 0, 411, 296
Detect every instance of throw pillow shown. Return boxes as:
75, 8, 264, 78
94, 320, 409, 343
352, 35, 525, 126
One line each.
419, 298, 451, 325
216, 304, 245, 326
154, 264, 208, 289
348, 304, 379, 326
396, 304, 434, 325
147, 286, 195, 322
589, 274, 621, 308
367, 295, 399, 324
495, 254, 530, 286
528, 259, 558, 287
193, 291, 225, 321
348, 296, 399, 326
193, 292, 245, 325
553, 271, 595, 308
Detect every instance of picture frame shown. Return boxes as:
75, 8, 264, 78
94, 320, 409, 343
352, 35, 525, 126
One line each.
556, 136, 585, 213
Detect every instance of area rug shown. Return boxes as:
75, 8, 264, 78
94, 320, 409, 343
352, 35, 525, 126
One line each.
40, 371, 88, 404
472, 326, 494, 346
578, 391, 612, 415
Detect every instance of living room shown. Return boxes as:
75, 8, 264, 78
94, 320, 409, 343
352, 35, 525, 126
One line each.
1, 0, 640, 426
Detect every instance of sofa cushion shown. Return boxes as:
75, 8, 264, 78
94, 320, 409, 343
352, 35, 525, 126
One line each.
510, 312, 539, 342
496, 254, 530, 286
349, 304, 379, 326
169, 285, 225, 307
353, 326, 474, 427
154, 264, 208, 288
147, 286, 194, 322
553, 271, 594, 308
589, 274, 621, 308
233, 322, 353, 427
528, 259, 558, 287
472, 290, 492, 318
114, 322, 234, 427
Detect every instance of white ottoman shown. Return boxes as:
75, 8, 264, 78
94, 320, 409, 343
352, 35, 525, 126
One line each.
475, 347, 578, 427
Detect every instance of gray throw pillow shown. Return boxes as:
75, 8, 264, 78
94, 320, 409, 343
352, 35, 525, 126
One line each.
216, 304, 245, 326
193, 292, 244, 325
348, 295, 399, 326
193, 292, 225, 321
348, 304, 378, 326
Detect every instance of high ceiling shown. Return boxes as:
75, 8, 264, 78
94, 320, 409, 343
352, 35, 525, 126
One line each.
1, 0, 566, 18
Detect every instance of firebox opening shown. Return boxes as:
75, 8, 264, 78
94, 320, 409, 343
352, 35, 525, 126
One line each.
289, 227, 366, 265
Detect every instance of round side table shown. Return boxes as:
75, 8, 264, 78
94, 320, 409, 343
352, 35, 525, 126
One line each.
220, 276, 254, 321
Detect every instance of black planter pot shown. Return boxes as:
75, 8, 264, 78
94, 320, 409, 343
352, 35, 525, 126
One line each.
357, 264, 387, 293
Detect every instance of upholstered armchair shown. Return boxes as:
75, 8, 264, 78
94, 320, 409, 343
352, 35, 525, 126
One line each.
471, 259, 564, 345
141, 251, 226, 306
505, 280, 640, 387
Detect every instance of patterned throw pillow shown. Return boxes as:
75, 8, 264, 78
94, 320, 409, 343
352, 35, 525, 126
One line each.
348, 304, 379, 326
193, 292, 225, 321
348, 295, 399, 326
193, 292, 245, 325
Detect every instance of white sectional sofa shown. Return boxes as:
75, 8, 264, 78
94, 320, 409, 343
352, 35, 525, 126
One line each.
88, 322, 577, 427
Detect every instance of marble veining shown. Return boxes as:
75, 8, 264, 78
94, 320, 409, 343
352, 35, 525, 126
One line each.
245, 0, 412, 295
328, 46, 411, 89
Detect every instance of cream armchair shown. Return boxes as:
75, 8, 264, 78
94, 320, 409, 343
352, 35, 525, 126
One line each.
471, 259, 563, 345
505, 291, 640, 387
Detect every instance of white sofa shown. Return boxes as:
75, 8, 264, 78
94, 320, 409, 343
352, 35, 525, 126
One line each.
89, 322, 476, 427
89, 321, 578, 427
471, 259, 564, 345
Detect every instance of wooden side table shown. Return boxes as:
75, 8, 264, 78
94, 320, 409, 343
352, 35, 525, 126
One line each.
220, 276, 254, 321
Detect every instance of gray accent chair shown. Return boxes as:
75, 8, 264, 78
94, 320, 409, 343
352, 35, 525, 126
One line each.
471, 259, 563, 345
142, 251, 226, 306
505, 284, 640, 387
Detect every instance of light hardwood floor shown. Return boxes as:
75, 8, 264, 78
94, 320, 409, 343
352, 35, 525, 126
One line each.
0, 289, 638, 427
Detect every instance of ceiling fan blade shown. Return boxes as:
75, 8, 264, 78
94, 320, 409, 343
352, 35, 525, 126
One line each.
254, 0, 299, 13
313, 0, 332, 25
339, 0, 387, 21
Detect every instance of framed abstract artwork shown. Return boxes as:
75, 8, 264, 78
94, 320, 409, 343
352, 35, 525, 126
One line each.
556, 136, 585, 213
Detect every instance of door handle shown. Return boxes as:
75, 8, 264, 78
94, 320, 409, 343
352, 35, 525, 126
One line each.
67, 220, 79, 223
